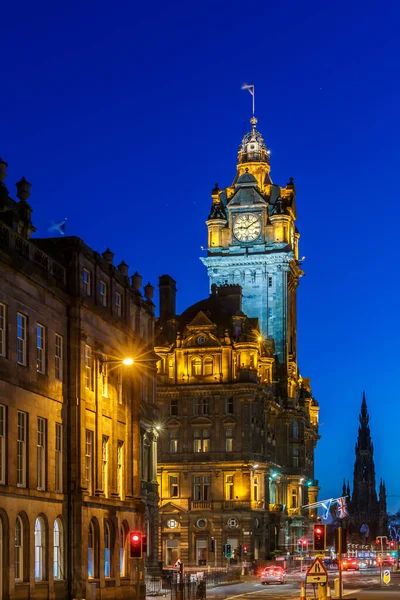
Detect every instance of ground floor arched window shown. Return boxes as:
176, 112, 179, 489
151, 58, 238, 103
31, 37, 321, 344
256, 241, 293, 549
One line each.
15, 516, 24, 582
34, 517, 46, 580
53, 518, 64, 579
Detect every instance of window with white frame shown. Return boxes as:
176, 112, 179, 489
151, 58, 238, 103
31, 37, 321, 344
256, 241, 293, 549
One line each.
34, 517, 45, 580
101, 359, 108, 398
193, 475, 210, 501
115, 292, 122, 317
55, 422, 63, 492
170, 475, 179, 497
117, 440, 124, 499
15, 516, 24, 581
85, 430, 94, 494
83, 268, 91, 296
17, 313, 27, 366
84, 345, 92, 390
37, 324, 46, 373
225, 429, 233, 452
53, 518, 64, 579
0, 302, 6, 357
55, 333, 63, 381
104, 522, 111, 577
99, 281, 107, 307
169, 430, 178, 453
37, 417, 46, 490
120, 527, 127, 576
17, 411, 27, 487
193, 429, 210, 453
293, 448, 299, 468
102, 435, 109, 497
225, 475, 234, 500
0, 404, 5, 484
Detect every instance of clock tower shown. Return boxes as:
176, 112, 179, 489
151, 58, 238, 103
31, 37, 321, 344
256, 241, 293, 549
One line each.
201, 116, 303, 393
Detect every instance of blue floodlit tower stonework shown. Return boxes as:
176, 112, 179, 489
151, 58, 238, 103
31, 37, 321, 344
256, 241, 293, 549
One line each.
201, 116, 302, 397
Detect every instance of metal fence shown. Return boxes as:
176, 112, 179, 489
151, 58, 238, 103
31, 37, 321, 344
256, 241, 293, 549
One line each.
146, 569, 242, 599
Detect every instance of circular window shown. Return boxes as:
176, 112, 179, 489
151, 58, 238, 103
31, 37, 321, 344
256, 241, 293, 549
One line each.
196, 518, 207, 529
197, 335, 206, 345
227, 518, 239, 529
167, 519, 178, 529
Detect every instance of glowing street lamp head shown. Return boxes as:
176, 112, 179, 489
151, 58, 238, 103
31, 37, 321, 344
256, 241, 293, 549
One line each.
122, 357, 134, 366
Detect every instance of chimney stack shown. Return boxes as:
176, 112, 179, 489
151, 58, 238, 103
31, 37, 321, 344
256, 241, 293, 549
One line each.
159, 274, 177, 323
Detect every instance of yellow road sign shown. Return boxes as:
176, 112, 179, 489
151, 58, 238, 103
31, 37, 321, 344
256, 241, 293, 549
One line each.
383, 569, 391, 585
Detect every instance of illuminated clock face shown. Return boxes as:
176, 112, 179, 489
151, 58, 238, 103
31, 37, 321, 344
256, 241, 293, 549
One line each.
233, 213, 261, 242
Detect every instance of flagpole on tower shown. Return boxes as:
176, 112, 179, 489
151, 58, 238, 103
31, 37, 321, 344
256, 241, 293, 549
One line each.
241, 83, 255, 116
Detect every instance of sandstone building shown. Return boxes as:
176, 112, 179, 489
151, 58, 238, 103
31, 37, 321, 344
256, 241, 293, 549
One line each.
0, 158, 158, 600
155, 116, 320, 567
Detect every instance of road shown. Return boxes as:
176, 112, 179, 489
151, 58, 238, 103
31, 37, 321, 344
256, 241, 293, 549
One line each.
205, 571, 400, 600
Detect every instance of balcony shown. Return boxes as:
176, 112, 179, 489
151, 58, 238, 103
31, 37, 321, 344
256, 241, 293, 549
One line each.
190, 500, 212, 510
269, 503, 285, 513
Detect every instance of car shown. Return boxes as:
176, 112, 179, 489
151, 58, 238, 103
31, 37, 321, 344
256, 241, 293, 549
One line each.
260, 567, 286, 584
341, 559, 359, 571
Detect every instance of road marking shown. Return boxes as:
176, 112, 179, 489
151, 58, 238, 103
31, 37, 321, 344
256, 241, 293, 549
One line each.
343, 590, 361, 596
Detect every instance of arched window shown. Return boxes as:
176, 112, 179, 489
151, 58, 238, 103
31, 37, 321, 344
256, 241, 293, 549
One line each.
88, 522, 95, 578
203, 357, 213, 376
119, 526, 126, 577
191, 358, 201, 376
15, 516, 23, 581
34, 517, 45, 580
104, 523, 111, 577
53, 519, 64, 579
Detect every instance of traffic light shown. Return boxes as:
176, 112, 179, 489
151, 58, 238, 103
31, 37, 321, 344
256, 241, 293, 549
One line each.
224, 543, 233, 558
243, 545, 248, 555
313, 524, 326, 551
130, 531, 142, 558
390, 541, 395, 549
334, 527, 347, 554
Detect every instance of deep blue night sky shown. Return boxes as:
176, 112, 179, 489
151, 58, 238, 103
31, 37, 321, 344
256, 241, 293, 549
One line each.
2, 0, 400, 513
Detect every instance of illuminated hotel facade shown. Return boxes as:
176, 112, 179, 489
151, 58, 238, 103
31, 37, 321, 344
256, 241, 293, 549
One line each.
0, 158, 158, 600
155, 116, 320, 567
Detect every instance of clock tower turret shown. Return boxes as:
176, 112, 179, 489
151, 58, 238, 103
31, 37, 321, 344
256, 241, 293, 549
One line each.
201, 116, 303, 395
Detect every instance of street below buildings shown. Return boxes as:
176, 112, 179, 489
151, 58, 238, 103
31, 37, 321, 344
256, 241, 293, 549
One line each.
201, 571, 400, 600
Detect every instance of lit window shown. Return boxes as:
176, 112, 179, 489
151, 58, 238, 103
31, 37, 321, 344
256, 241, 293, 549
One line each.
226, 475, 234, 500
0, 302, 6, 357
115, 292, 122, 317
37, 417, 46, 490
225, 429, 233, 452
253, 476, 259, 501
15, 516, 24, 581
191, 357, 201, 376
55, 422, 63, 492
170, 475, 179, 497
17, 313, 27, 366
100, 281, 107, 307
53, 518, 64, 579
193, 429, 210, 453
17, 411, 27, 487
37, 324, 46, 373
83, 269, 91, 296
169, 431, 178, 453
102, 435, 109, 497
88, 522, 95, 578
104, 523, 111, 577
85, 430, 94, 494
0, 404, 5, 484
35, 517, 45, 580
120, 527, 127, 576
55, 334, 63, 381
84, 345, 92, 390
117, 440, 124, 499
204, 357, 213, 376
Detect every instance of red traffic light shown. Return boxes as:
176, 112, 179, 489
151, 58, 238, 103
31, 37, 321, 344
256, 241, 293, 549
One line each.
390, 541, 395, 548
130, 531, 142, 558
302, 540, 307, 546
243, 545, 248, 553
313, 524, 326, 551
